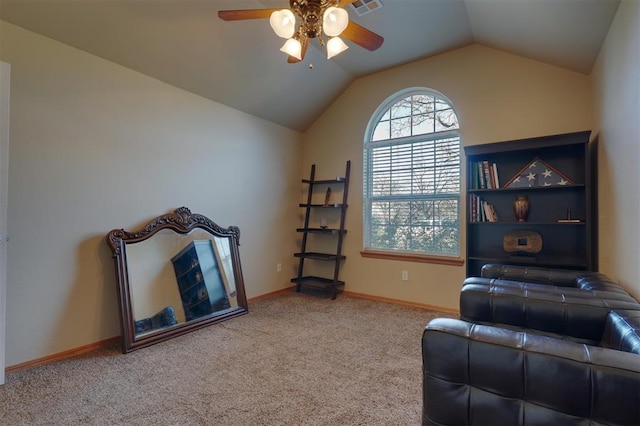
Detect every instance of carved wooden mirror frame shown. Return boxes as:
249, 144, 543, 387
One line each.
106, 207, 248, 353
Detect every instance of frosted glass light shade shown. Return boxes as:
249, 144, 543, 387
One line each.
280, 38, 302, 60
270, 9, 296, 39
326, 37, 348, 59
323, 7, 348, 37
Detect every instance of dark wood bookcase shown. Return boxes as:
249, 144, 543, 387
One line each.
171, 240, 230, 321
464, 131, 597, 277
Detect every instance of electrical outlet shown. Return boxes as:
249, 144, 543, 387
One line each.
277, 263, 282, 272
401, 270, 408, 281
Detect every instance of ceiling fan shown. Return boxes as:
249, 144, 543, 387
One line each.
218, 0, 384, 63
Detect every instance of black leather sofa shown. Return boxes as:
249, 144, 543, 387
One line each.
422, 265, 640, 425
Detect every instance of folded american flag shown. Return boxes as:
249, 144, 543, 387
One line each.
505, 157, 574, 188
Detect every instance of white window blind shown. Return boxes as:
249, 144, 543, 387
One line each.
364, 90, 461, 256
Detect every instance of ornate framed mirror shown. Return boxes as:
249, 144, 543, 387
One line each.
106, 207, 248, 353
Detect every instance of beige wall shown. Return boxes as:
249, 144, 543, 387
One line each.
302, 44, 593, 310
0, 21, 302, 366
591, 0, 640, 300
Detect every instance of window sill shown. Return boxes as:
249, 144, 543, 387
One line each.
360, 250, 464, 266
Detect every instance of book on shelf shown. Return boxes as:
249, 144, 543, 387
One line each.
483, 202, 497, 222
471, 163, 479, 189
469, 193, 498, 222
477, 162, 486, 189
483, 161, 494, 189
491, 163, 500, 188
471, 161, 500, 189
470, 194, 476, 221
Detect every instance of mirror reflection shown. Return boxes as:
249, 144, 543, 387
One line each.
106, 207, 248, 353
126, 229, 239, 336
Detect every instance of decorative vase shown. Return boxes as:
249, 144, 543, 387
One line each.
513, 195, 529, 222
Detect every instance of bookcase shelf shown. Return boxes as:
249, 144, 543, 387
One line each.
464, 131, 597, 277
468, 255, 587, 269
469, 184, 586, 194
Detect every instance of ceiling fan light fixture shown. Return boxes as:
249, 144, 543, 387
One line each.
322, 6, 349, 37
326, 36, 349, 59
270, 9, 296, 39
280, 38, 302, 60
219, 3, 384, 64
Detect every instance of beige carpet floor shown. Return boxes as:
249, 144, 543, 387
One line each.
0, 290, 455, 425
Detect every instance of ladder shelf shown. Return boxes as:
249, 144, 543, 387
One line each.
291, 161, 350, 299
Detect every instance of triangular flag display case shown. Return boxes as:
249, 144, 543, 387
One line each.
292, 161, 350, 299
464, 131, 597, 277
504, 157, 575, 188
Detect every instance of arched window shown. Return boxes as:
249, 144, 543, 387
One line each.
363, 88, 461, 257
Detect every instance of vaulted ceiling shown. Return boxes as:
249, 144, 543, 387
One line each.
0, 0, 620, 131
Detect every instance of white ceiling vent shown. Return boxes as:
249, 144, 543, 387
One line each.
349, 0, 383, 17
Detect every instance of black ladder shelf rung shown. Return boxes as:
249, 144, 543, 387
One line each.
291, 276, 345, 288
294, 252, 346, 261
296, 228, 347, 235
302, 177, 345, 184
298, 203, 345, 208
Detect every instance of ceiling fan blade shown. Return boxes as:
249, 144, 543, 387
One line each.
287, 38, 310, 63
218, 9, 280, 21
341, 21, 384, 51
338, 0, 357, 7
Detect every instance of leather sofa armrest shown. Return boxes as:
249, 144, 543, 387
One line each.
422, 318, 640, 426
459, 280, 640, 341
601, 310, 640, 354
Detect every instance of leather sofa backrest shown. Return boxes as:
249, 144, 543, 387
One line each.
464, 275, 638, 303
481, 264, 630, 295
460, 281, 640, 342
481, 264, 583, 286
